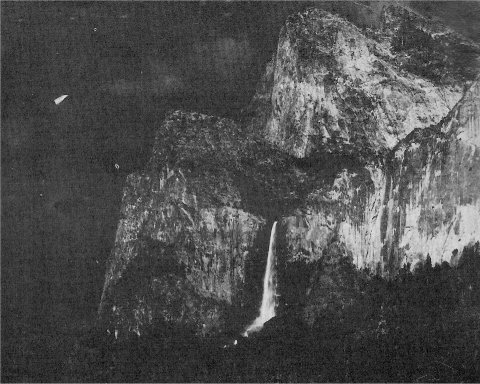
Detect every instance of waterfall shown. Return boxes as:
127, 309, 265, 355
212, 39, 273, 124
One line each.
243, 221, 278, 336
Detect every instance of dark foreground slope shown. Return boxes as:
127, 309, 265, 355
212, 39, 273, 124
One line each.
68, 247, 480, 382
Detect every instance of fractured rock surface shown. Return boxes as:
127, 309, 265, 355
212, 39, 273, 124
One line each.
100, 4, 480, 336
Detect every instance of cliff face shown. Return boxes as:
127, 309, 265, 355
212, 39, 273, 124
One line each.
280, 79, 479, 275
258, 9, 468, 157
383, 79, 480, 271
257, 7, 474, 159
100, 5, 479, 336
282, 165, 386, 269
99, 112, 266, 337
261, 6, 479, 273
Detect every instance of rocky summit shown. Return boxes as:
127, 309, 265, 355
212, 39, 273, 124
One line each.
99, 4, 480, 338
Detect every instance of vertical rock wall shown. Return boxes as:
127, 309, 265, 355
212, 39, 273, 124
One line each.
99, 112, 265, 337
384, 79, 480, 271
282, 79, 479, 273
260, 6, 479, 273
100, 6, 479, 337
263, 8, 464, 158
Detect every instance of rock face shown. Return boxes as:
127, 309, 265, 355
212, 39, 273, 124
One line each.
99, 111, 266, 337
258, 6, 477, 159
282, 79, 480, 274
100, 5, 479, 336
384, 79, 480, 271
257, 5, 480, 273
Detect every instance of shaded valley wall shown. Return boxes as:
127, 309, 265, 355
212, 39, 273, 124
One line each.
99, 112, 266, 337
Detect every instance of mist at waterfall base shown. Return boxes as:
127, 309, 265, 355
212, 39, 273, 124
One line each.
244, 222, 278, 337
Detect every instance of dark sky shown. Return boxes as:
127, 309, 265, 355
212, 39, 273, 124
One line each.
2, 2, 479, 122
1, 2, 304, 118
2, 2, 479, 135
1, 2, 479, 381
2, 2, 314, 177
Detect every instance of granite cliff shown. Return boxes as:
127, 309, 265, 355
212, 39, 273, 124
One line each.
266, 6, 480, 274
99, 112, 267, 337
249, 6, 476, 158
99, 4, 479, 337
281, 78, 479, 277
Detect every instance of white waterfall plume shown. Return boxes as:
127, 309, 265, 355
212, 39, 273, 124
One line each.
243, 221, 278, 336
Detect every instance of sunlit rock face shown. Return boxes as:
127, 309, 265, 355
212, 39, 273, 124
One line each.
255, 6, 478, 159
99, 111, 265, 338
384, 79, 480, 272
259, 6, 480, 274
282, 79, 480, 274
